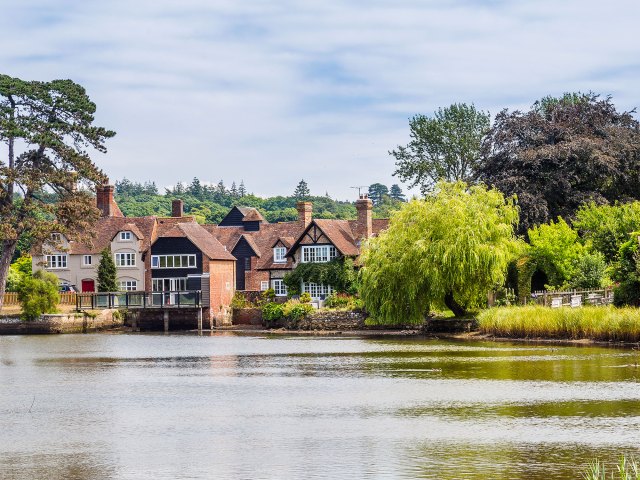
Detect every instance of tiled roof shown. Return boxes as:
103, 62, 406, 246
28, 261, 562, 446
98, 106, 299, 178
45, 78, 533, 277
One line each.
162, 223, 236, 261
237, 207, 266, 222
233, 234, 262, 257
64, 216, 157, 255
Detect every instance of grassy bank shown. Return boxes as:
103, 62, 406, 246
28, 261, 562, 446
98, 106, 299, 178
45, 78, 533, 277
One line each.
477, 305, 640, 342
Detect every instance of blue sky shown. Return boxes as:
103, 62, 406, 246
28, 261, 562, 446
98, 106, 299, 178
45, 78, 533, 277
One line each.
2, 0, 639, 199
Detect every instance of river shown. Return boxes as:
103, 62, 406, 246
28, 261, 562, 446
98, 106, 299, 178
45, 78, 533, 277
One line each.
1, 333, 639, 479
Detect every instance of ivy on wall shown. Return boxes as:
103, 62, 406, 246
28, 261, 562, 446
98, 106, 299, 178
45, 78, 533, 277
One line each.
283, 258, 358, 295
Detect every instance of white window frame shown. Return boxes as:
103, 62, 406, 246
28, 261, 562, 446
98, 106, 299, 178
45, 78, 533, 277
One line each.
260, 281, 269, 291
115, 252, 136, 267
272, 279, 288, 297
119, 231, 132, 241
119, 280, 138, 291
46, 254, 67, 269
273, 247, 287, 263
151, 254, 197, 269
152, 277, 188, 292
82, 255, 92, 266
301, 282, 332, 299
301, 245, 337, 263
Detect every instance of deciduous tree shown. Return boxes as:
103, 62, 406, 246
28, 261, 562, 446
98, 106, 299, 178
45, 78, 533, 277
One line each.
391, 103, 490, 195
0, 74, 114, 308
360, 182, 521, 322
478, 93, 640, 233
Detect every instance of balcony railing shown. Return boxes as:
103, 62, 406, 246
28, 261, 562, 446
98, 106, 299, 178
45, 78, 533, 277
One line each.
76, 291, 202, 310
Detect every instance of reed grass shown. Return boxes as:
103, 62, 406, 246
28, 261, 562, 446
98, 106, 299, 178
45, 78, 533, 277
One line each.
477, 305, 640, 342
583, 456, 639, 480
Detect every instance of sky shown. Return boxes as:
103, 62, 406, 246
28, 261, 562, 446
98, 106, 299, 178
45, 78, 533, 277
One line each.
2, 0, 640, 200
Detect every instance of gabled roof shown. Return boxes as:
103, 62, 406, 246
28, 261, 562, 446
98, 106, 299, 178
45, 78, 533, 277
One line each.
50, 216, 158, 255
111, 223, 145, 241
232, 234, 262, 257
272, 236, 294, 249
159, 223, 236, 261
240, 208, 265, 222
286, 219, 359, 257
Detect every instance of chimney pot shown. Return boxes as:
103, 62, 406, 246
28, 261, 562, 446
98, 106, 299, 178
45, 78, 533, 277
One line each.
172, 199, 184, 218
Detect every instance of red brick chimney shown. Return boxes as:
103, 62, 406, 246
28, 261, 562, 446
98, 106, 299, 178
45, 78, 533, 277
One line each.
96, 181, 118, 217
355, 194, 373, 241
172, 199, 184, 217
297, 201, 312, 227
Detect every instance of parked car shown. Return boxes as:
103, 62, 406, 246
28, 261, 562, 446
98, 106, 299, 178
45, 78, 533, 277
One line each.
59, 284, 78, 293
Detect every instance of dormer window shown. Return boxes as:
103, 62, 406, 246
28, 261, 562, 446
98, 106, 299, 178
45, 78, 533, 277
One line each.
51, 233, 62, 243
273, 247, 286, 263
120, 231, 132, 241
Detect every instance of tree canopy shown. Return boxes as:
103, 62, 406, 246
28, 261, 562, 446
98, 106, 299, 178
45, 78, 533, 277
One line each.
478, 93, 640, 234
391, 103, 490, 195
293, 179, 310, 199
360, 182, 521, 323
0, 74, 114, 307
97, 247, 117, 292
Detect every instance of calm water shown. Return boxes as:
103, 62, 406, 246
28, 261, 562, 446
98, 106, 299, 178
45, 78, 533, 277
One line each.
1, 333, 640, 480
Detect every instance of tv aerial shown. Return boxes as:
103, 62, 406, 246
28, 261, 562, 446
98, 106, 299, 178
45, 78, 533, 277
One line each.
350, 186, 369, 197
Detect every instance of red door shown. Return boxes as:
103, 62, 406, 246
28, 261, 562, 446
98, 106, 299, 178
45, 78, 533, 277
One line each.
81, 279, 95, 292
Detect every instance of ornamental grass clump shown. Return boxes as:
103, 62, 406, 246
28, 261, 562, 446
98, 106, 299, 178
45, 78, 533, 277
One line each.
478, 306, 640, 342
582, 456, 639, 480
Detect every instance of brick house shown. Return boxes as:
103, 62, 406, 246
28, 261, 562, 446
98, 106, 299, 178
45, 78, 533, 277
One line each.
207, 195, 388, 299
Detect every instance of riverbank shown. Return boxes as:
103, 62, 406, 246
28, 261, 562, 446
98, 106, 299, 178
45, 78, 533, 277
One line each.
0, 310, 122, 334
477, 305, 640, 343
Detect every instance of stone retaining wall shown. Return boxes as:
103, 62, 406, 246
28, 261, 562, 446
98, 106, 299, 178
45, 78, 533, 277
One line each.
0, 310, 122, 335
288, 310, 368, 330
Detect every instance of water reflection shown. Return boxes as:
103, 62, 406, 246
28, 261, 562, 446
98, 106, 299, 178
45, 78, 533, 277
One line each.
1, 333, 640, 479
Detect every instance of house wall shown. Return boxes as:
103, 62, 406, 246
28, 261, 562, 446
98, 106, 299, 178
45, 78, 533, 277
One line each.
207, 260, 235, 325
245, 256, 269, 291
32, 232, 146, 291
150, 237, 203, 285
219, 207, 245, 227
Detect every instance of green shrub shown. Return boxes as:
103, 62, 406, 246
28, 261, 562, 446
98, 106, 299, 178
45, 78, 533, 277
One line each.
261, 302, 284, 327
261, 288, 276, 303
299, 292, 311, 303
231, 291, 250, 309
17, 270, 59, 321
324, 293, 364, 310
283, 300, 313, 321
570, 252, 607, 289
582, 455, 639, 480
614, 280, 640, 307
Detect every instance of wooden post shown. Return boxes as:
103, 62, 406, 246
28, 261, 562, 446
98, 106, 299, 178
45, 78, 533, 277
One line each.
197, 308, 203, 332
163, 310, 169, 333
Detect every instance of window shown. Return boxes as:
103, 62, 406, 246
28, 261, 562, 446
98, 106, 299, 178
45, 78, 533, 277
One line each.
50, 233, 62, 243
151, 255, 196, 269
302, 282, 332, 298
119, 280, 137, 291
46, 254, 67, 269
260, 281, 269, 291
272, 279, 288, 297
82, 255, 92, 266
115, 252, 136, 267
273, 247, 287, 263
152, 278, 187, 291
301, 245, 337, 263
119, 231, 132, 241
244, 257, 251, 270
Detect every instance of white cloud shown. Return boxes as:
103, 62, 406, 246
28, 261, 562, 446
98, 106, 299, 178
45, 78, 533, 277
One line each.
1, 0, 639, 199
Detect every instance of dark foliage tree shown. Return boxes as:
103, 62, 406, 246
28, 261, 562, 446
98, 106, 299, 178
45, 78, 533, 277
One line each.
391, 103, 490, 194
0, 74, 114, 308
389, 184, 405, 201
97, 247, 117, 292
239, 180, 246, 197
230, 181, 238, 199
367, 183, 389, 205
478, 93, 640, 234
293, 179, 310, 199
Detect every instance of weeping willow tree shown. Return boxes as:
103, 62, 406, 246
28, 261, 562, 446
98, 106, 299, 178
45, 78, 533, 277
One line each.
360, 181, 522, 323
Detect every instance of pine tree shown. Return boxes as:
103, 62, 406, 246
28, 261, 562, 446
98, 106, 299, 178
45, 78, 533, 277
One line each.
368, 183, 389, 205
390, 184, 406, 201
239, 180, 246, 197
216, 180, 226, 195
230, 181, 239, 198
97, 247, 118, 292
293, 179, 310, 199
